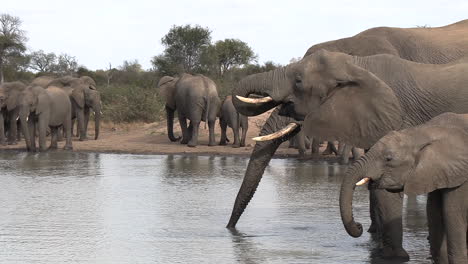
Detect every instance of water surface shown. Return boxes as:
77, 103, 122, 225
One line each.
0, 152, 429, 263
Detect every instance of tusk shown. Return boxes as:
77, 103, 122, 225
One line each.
252, 123, 298, 141
16, 116, 19, 121
356, 177, 370, 186
100, 111, 103, 115
26, 116, 29, 122
236, 95, 273, 104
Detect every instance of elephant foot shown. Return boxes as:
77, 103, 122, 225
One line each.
219, 141, 227, 146
381, 247, 409, 261
208, 142, 217, 147
232, 144, 240, 148
187, 143, 197, 148
79, 137, 88, 141
8, 141, 17, 145
180, 139, 189, 144
240, 143, 245, 147
63, 145, 73, 151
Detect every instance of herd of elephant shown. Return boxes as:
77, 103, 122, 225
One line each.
220, 20, 468, 264
0, 76, 101, 152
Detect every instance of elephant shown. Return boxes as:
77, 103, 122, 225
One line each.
157, 73, 221, 147
19, 85, 73, 152
46, 76, 101, 140
350, 112, 468, 264
227, 20, 468, 260
0, 81, 26, 145
219, 95, 248, 148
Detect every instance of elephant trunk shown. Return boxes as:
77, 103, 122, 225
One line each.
339, 150, 376, 237
166, 105, 180, 142
227, 110, 300, 228
19, 109, 32, 151
232, 67, 292, 117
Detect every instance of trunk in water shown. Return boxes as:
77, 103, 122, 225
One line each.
231, 67, 292, 117
166, 105, 180, 142
339, 153, 374, 237
20, 113, 32, 151
227, 110, 300, 228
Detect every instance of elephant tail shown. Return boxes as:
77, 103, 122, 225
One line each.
204, 96, 209, 129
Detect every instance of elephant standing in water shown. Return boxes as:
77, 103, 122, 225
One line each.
157, 74, 221, 147
352, 112, 468, 264
219, 95, 248, 148
227, 20, 468, 260
0, 81, 26, 145
19, 85, 72, 152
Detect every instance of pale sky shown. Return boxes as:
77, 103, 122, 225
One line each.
4, 0, 468, 70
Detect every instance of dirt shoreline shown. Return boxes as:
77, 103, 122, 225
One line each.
1, 111, 339, 161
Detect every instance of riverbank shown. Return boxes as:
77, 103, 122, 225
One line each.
1, 111, 338, 160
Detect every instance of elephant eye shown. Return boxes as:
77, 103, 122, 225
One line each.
385, 155, 393, 162
295, 76, 302, 84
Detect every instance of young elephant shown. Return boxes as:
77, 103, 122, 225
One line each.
348, 112, 468, 264
19, 85, 73, 152
219, 95, 248, 148
157, 73, 221, 147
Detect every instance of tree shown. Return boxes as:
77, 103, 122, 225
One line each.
54, 53, 79, 76
152, 24, 211, 74
213, 39, 256, 76
29, 50, 57, 73
0, 14, 27, 83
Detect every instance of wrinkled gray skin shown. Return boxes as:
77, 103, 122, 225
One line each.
46, 76, 101, 140
158, 74, 221, 147
0, 81, 26, 145
350, 113, 468, 264
228, 20, 468, 260
219, 95, 248, 148
19, 85, 72, 151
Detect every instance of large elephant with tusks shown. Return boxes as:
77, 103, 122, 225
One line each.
226, 19, 468, 261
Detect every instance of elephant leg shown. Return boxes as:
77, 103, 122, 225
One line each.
179, 117, 189, 144
311, 138, 320, 156
288, 136, 297, 148
57, 127, 64, 141
340, 144, 352, 164
442, 185, 467, 264
187, 121, 200, 147
16, 120, 21, 141
0, 113, 6, 146
351, 147, 362, 160
49, 127, 58, 149
427, 191, 448, 264
76, 108, 87, 141
63, 114, 73, 150
240, 122, 248, 147
232, 119, 241, 148
219, 120, 228, 146
372, 189, 408, 260
208, 120, 216, 147
368, 188, 378, 233
322, 142, 336, 155
38, 116, 48, 152
337, 141, 345, 155
7, 110, 18, 145
296, 131, 306, 157
83, 107, 90, 139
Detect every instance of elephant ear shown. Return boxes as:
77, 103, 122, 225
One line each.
6, 89, 18, 111
405, 128, 468, 195
158, 76, 177, 109
303, 60, 403, 149
35, 91, 49, 115
71, 88, 85, 108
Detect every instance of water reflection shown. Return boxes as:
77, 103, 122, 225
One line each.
0, 152, 430, 263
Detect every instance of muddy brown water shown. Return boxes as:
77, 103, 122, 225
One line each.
0, 152, 430, 263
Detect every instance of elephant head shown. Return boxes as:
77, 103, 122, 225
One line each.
30, 75, 55, 88
19, 86, 50, 151
339, 112, 468, 238
0, 81, 27, 111
232, 50, 403, 149
157, 76, 181, 142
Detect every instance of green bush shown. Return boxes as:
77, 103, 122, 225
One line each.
99, 84, 165, 123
